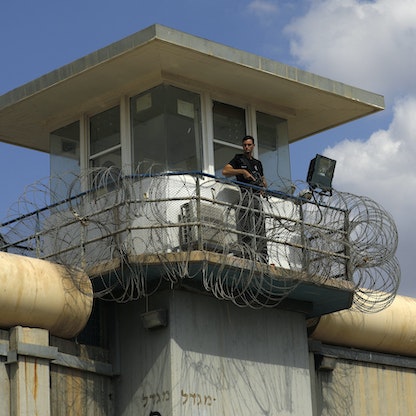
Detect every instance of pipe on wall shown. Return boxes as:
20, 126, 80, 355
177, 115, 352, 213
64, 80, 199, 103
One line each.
309, 294, 416, 357
0, 252, 93, 338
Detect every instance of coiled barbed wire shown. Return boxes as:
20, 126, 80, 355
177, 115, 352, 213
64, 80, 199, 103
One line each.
0, 167, 400, 312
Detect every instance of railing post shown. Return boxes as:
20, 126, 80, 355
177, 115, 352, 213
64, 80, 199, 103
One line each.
35, 211, 41, 258
344, 208, 352, 282
195, 175, 202, 250
299, 201, 309, 275
8, 327, 55, 416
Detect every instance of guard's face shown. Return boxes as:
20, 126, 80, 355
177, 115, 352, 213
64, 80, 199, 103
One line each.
242, 140, 254, 155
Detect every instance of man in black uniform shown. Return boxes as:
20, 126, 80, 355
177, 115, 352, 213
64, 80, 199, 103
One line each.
222, 135, 267, 260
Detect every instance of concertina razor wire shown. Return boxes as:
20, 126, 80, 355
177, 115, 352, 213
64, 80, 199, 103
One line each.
0, 166, 400, 312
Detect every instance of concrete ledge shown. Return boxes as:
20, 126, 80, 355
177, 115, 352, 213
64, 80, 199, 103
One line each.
6, 342, 58, 364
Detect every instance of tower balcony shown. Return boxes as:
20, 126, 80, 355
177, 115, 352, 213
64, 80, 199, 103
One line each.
1, 171, 356, 317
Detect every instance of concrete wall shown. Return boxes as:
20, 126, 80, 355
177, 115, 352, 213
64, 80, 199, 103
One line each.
0, 327, 113, 416
114, 291, 175, 416
310, 345, 416, 416
115, 290, 314, 416
3, 297, 416, 415
0, 330, 10, 415
50, 337, 114, 416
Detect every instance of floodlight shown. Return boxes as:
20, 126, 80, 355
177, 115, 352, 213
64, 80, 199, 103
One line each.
307, 154, 336, 193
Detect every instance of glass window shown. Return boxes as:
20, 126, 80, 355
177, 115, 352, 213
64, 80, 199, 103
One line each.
89, 106, 121, 169
213, 101, 246, 176
256, 111, 292, 192
214, 142, 241, 178
130, 84, 202, 174
50, 121, 80, 203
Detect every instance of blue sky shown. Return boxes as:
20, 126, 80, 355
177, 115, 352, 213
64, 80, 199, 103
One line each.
1, 0, 415, 295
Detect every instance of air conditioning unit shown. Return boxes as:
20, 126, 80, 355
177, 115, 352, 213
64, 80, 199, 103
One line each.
179, 200, 237, 250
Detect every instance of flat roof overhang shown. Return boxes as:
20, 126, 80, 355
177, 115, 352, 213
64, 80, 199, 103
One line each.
0, 24, 384, 153
90, 251, 355, 318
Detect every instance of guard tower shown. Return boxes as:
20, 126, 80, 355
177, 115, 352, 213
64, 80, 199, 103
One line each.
0, 25, 394, 416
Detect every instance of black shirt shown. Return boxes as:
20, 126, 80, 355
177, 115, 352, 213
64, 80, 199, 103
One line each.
228, 153, 264, 186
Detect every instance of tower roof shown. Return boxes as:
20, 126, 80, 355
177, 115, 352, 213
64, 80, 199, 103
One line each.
0, 24, 384, 152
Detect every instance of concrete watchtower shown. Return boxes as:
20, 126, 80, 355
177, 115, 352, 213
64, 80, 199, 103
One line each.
0, 25, 389, 415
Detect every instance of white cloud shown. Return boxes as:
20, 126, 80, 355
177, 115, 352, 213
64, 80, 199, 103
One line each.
285, 0, 416, 97
325, 96, 416, 209
284, 0, 416, 296
247, 0, 279, 20
324, 96, 416, 295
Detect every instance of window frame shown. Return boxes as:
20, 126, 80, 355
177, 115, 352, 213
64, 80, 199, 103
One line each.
49, 83, 291, 193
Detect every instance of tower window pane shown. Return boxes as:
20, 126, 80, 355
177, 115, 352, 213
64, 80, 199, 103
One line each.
256, 111, 291, 192
131, 84, 202, 174
50, 121, 80, 203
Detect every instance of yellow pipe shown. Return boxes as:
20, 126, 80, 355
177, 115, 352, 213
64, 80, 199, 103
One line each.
310, 294, 416, 357
0, 252, 93, 338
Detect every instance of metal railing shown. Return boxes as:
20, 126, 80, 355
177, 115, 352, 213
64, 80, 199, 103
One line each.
0, 171, 351, 283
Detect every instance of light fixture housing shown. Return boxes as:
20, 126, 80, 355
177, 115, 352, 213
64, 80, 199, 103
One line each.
140, 309, 168, 329
315, 354, 337, 371
307, 154, 336, 193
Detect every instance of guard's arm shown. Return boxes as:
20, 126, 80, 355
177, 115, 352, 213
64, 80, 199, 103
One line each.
222, 164, 254, 181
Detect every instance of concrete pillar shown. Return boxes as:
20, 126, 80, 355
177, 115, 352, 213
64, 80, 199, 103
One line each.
0, 330, 10, 415
8, 326, 57, 416
116, 291, 314, 415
